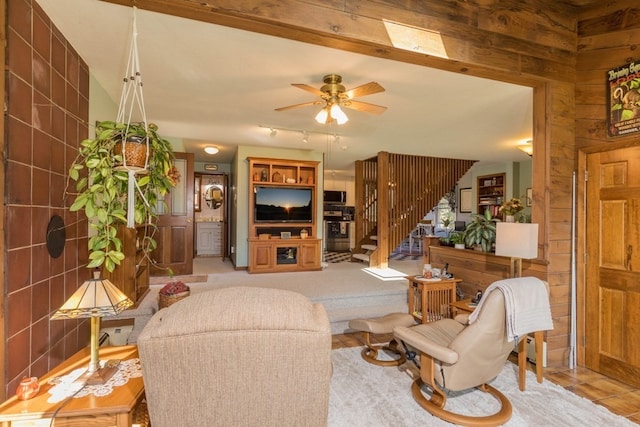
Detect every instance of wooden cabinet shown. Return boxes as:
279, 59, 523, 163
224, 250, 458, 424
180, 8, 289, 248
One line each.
247, 157, 320, 273
196, 221, 222, 256
248, 238, 321, 273
476, 173, 505, 217
103, 225, 149, 306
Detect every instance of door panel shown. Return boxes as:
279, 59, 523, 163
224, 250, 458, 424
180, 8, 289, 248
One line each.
151, 152, 194, 276
586, 146, 640, 387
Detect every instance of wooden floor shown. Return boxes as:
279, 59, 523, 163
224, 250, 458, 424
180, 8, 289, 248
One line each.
333, 333, 640, 424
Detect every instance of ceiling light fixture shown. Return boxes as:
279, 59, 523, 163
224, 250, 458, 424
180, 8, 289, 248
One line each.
315, 102, 349, 125
270, 128, 277, 137
315, 107, 329, 124
518, 140, 533, 156
302, 131, 309, 143
204, 146, 219, 155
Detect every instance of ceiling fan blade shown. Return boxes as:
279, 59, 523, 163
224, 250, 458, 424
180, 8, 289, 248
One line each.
342, 99, 387, 114
275, 100, 323, 112
291, 83, 325, 97
344, 82, 385, 99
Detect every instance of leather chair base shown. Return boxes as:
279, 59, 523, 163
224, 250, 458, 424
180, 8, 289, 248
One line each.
411, 378, 512, 427
361, 338, 406, 367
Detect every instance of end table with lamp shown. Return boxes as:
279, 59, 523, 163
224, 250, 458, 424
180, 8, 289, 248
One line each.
0, 346, 146, 427
0, 271, 147, 426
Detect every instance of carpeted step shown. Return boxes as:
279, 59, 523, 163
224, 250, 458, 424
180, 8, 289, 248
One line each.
352, 253, 370, 262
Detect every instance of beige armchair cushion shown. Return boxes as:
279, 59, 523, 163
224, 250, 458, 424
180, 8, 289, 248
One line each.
138, 287, 332, 427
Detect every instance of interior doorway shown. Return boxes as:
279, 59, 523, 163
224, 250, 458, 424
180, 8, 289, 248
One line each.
194, 173, 229, 260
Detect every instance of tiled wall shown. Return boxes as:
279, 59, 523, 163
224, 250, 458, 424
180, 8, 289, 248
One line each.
5, 0, 89, 397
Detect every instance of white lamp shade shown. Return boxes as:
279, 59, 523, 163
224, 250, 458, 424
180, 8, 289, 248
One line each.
495, 222, 539, 259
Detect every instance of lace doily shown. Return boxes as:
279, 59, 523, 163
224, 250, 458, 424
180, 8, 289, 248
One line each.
47, 358, 142, 403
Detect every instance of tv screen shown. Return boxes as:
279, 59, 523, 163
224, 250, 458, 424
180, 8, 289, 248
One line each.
255, 187, 313, 223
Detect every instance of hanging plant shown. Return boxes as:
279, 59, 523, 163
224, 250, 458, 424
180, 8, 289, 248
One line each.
67, 120, 176, 272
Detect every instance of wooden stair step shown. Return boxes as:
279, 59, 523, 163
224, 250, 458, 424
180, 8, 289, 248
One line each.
352, 253, 370, 262
361, 244, 377, 251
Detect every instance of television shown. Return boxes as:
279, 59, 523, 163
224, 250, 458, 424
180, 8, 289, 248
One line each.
254, 186, 313, 223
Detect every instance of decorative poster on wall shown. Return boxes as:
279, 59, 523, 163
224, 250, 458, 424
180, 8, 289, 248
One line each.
607, 60, 640, 137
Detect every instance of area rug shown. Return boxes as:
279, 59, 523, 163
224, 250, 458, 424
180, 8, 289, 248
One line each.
329, 347, 636, 426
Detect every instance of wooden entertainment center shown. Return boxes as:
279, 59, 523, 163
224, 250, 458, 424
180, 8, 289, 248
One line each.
247, 157, 321, 273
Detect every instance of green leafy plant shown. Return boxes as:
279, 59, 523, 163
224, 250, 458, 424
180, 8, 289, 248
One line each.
449, 231, 464, 245
462, 210, 498, 252
67, 121, 176, 272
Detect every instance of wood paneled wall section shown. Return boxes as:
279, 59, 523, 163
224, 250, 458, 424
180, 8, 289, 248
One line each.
429, 246, 546, 298
575, 1, 640, 364
102, 0, 590, 367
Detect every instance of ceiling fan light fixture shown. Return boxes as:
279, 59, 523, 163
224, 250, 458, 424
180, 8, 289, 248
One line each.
330, 103, 348, 125
204, 146, 219, 155
315, 107, 329, 124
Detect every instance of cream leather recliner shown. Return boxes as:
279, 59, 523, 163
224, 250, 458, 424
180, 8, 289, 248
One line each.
137, 286, 333, 427
393, 287, 515, 426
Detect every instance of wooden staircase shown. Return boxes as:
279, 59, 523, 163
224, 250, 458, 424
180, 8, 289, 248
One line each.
353, 152, 475, 267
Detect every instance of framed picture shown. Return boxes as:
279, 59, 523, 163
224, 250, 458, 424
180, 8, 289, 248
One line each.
280, 231, 291, 239
526, 188, 533, 206
459, 188, 472, 213
194, 174, 201, 212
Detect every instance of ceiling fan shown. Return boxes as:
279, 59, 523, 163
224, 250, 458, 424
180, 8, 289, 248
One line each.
275, 74, 386, 125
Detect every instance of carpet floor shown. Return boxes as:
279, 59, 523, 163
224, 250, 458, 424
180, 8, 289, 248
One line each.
329, 347, 636, 427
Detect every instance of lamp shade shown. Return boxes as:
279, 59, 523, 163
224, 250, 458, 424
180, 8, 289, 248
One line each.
51, 277, 133, 320
495, 222, 539, 259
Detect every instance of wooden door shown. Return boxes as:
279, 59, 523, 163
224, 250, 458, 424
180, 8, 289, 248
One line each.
585, 146, 640, 387
151, 152, 194, 276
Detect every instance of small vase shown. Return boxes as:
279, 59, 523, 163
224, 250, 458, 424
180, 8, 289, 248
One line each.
16, 377, 39, 400
505, 215, 515, 223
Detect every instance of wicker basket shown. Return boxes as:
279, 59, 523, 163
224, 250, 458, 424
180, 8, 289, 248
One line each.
158, 290, 190, 309
114, 138, 149, 169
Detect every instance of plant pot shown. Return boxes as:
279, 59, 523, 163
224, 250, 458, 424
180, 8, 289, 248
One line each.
115, 136, 148, 169
505, 215, 515, 223
454, 243, 466, 249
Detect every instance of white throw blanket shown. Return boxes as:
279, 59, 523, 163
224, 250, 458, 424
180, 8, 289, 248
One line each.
469, 277, 554, 342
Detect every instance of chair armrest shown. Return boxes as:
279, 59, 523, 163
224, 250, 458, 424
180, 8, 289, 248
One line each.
454, 313, 470, 325
393, 326, 459, 365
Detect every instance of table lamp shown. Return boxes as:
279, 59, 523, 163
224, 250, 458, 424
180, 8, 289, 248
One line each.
495, 222, 539, 277
51, 270, 133, 384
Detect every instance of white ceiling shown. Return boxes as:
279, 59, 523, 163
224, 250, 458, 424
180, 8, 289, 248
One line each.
36, 0, 533, 174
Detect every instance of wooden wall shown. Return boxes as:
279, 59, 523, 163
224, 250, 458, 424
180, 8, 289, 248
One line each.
575, 1, 640, 363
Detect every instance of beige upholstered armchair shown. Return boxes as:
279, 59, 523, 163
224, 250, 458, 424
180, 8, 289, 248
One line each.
137, 287, 333, 427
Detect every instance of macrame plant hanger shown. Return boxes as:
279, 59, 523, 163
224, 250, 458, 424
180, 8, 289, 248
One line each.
116, 6, 151, 228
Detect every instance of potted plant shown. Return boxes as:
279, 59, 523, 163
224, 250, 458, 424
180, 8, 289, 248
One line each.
499, 197, 524, 222
67, 121, 177, 272
449, 231, 465, 249
462, 210, 498, 252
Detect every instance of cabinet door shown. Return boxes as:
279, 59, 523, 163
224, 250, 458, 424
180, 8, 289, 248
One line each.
250, 243, 274, 272
299, 241, 320, 269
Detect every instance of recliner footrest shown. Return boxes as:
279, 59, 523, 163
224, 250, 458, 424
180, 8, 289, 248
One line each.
349, 313, 415, 366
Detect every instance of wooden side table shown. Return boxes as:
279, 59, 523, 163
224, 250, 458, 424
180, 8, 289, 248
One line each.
450, 298, 476, 314
448, 299, 545, 391
0, 346, 145, 427
407, 276, 462, 323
